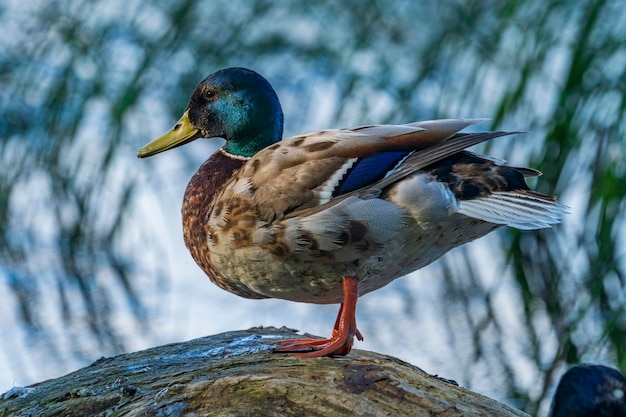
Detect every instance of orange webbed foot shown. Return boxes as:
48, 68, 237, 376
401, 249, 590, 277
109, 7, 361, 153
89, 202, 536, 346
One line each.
274, 276, 362, 358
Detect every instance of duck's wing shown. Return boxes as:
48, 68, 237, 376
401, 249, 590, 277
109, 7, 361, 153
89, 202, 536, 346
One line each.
235, 118, 490, 221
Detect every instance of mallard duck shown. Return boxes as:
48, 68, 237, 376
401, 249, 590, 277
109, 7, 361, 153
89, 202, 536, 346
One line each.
549, 365, 626, 417
138, 67, 566, 358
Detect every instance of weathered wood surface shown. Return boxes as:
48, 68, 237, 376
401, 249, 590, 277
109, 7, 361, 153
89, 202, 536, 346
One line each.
1, 327, 529, 416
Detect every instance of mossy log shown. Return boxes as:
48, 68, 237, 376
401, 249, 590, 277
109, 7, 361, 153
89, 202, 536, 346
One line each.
1, 327, 529, 416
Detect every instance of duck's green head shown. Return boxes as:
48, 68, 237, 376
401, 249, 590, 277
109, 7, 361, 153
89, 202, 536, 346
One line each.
137, 67, 284, 158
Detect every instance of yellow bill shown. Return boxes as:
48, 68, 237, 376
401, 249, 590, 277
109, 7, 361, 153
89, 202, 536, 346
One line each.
137, 110, 201, 158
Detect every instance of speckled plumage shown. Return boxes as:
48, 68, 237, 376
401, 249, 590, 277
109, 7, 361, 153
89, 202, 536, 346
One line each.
138, 67, 567, 357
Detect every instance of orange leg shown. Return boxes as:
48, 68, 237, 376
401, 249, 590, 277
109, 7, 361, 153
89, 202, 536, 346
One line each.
274, 276, 363, 358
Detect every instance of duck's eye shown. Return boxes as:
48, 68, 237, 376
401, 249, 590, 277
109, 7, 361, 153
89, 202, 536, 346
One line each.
191, 89, 216, 108
201, 87, 220, 103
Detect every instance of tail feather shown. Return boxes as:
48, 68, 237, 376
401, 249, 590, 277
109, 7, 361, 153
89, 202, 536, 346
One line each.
457, 191, 569, 230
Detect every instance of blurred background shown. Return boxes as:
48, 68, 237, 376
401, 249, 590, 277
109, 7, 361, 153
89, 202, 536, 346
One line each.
1, 0, 625, 415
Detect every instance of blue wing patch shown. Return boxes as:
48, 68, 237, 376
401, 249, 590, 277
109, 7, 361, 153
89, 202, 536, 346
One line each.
335, 151, 412, 195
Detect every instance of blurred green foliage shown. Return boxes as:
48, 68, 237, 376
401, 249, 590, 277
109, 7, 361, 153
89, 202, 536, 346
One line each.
1, 0, 624, 414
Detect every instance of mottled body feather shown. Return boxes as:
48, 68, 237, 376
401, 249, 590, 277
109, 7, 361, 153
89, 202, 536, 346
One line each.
181, 120, 565, 304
